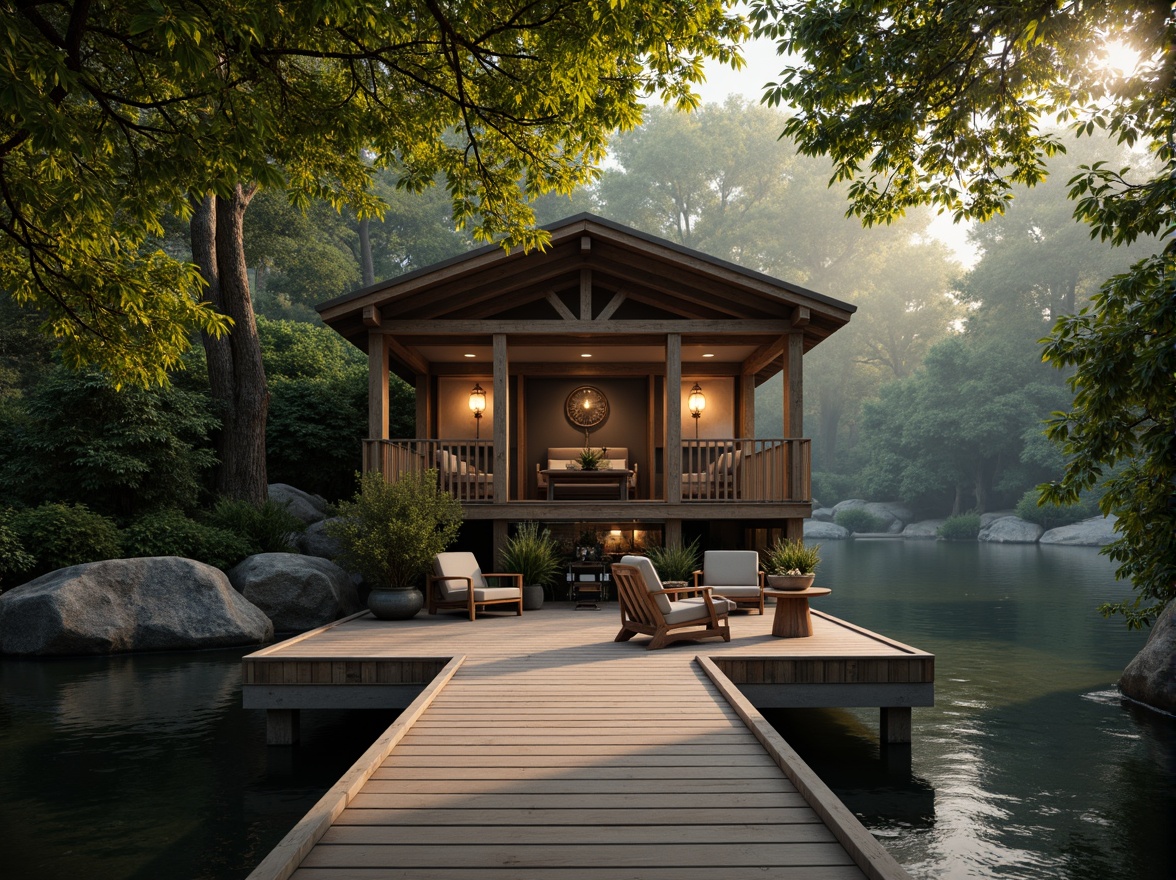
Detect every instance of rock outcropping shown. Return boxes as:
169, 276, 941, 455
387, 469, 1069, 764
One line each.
803, 520, 850, 540
978, 516, 1044, 544
228, 553, 361, 633
267, 483, 329, 526
831, 499, 912, 534
1119, 600, 1176, 715
1040, 515, 1118, 546
0, 557, 273, 656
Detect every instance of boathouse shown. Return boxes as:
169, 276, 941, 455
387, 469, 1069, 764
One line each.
316, 214, 856, 559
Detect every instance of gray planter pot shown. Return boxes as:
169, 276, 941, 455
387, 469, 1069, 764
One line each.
522, 584, 546, 611
366, 588, 424, 620
766, 573, 815, 591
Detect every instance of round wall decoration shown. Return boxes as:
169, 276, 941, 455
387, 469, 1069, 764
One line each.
565, 385, 609, 429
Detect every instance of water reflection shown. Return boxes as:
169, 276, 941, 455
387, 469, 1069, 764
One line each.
773, 542, 1176, 880
0, 650, 397, 880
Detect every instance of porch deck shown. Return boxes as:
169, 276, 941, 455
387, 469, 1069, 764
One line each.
243, 604, 931, 880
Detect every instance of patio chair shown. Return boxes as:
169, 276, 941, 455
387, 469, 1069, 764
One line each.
427, 552, 523, 621
610, 555, 733, 649
693, 550, 765, 614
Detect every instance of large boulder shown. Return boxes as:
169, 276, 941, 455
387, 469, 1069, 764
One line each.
979, 516, 1044, 544
903, 519, 946, 539
811, 507, 836, 523
227, 553, 361, 633
0, 557, 273, 656
830, 499, 911, 534
804, 520, 850, 540
267, 483, 329, 526
297, 518, 344, 560
1040, 515, 1119, 546
980, 510, 1016, 528
1119, 600, 1176, 715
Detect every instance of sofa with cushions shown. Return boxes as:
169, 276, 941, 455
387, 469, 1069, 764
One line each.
536, 447, 636, 498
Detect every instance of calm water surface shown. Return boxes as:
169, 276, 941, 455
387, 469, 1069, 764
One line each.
775, 540, 1176, 880
0, 541, 1173, 879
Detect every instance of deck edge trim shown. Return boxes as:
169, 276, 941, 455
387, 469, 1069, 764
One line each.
244, 654, 464, 880
697, 655, 914, 880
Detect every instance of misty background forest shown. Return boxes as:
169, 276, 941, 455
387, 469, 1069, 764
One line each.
0, 98, 1158, 545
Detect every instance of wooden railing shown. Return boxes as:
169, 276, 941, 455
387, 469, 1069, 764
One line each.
681, 438, 811, 503
363, 438, 495, 503
363, 437, 811, 504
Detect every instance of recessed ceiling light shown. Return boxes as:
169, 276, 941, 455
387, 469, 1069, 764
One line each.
463, 353, 476, 358
702, 353, 715, 358
580, 353, 592, 358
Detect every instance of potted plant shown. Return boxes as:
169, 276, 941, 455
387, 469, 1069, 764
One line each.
645, 537, 701, 588
500, 521, 563, 610
577, 447, 603, 470
326, 469, 462, 619
764, 537, 821, 590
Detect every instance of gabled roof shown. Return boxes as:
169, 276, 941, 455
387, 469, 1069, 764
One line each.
317, 213, 855, 382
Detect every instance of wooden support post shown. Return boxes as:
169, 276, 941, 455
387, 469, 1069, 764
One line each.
267, 709, 300, 746
880, 707, 912, 744
493, 334, 508, 504
368, 331, 389, 443
666, 334, 682, 503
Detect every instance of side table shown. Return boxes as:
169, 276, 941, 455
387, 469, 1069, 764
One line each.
763, 587, 831, 638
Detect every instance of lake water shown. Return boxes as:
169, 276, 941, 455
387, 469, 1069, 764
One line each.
0, 541, 1173, 879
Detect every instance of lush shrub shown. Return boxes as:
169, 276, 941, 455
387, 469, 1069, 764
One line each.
811, 472, 858, 508
0, 366, 217, 519
121, 509, 253, 571
8, 503, 122, 579
1014, 488, 1100, 530
204, 499, 306, 556
326, 470, 462, 589
938, 513, 981, 541
500, 522, 563, 597
833, 507, 888, 534
645, 537, 701, 583
764, 537, 821, 575
0, 508, 33, 589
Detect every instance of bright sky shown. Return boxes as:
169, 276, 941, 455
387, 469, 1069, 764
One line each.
692, 35, 979, 266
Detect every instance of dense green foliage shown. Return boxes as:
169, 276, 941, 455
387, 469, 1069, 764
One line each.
121, 509, 253, 572
500, 522, 564, 597
0, 509, 33, 589
938, 514, 982, 542
327, 470, 462, 590
832, 508, 888, 535
1014, 489, 1099, 531
203, 499, 306, 556
645, 538, 702, 583
750, 0, 1172, 621
764, 538, 821, 575
2, 0, 746, 385
0, 366, 218, 519
5, 503, 123, 581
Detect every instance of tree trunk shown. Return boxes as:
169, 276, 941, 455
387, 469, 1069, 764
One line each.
359, 217, 375, 286
209, 183, 269, 504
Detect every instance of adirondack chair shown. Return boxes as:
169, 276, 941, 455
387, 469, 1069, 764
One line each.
610, 555, 733, 649
427, 552, 523, 621
693, 550, 766, 614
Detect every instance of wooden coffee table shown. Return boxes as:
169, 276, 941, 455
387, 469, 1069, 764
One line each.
542, 468, 632, 500
763, 587, 831, 638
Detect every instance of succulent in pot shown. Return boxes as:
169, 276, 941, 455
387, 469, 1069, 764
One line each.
764, 537, 821, 591
577, 447, 603, 470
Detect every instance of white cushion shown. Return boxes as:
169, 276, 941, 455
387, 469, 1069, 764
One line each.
620, 554, 672, 615
433, 551, 487, 598
663, 598, 730, 624
680, 596, 737, 614
547, 459, 578, 471
706, 585, 761, 598
702, 550, 759, 586
444, 587, 520, 603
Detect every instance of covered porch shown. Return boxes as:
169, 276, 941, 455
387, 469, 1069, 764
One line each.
317, 214, 854, 555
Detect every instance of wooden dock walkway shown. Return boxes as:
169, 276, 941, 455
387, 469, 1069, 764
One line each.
244, 604, 931, 880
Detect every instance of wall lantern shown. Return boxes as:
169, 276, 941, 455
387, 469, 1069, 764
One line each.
468, 382, 486, 439
688, 383, 706, 438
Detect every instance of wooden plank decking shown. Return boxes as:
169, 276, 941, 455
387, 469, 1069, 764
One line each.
244, 604, 930, 880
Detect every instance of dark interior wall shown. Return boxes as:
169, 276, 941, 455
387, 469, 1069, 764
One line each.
524, 378, 649, 497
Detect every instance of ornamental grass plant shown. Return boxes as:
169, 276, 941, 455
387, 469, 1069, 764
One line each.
645, 537, 701, 583
500, 521, 563, 598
